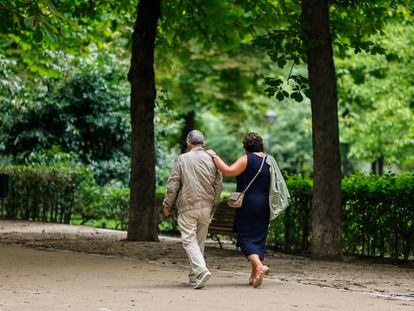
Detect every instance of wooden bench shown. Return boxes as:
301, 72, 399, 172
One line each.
208, 202, 236, 249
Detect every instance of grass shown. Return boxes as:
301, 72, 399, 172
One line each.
70, 214, 123, 230
70, 214, 177, 233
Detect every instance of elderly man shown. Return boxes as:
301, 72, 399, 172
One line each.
163, 130, 222, 289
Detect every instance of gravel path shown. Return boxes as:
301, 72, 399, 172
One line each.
0, 220, 413, 310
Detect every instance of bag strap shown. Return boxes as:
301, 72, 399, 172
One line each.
241, 155, 266, 194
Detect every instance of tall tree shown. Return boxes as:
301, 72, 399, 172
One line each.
301, 0, 342, 259
127, 0, 160, 241
258, 0, 412, 258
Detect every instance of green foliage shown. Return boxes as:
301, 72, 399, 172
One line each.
202, 95, 313, 174
154, 97, 182, 188
100, 186, 130, 230
0, 164, 83, 223
0, 49, 185, 187
341, 173, 414, 260
270, 173, 414, 261
2, 164, 412, 260
4, 1, 412, 182
201, 112, 247, 165
266, 101, 312, 172
0, 1, 79, 38
159, 0, 260, 57
157, 42, 284, 159
73, 180, 168, 232
0, 50, 132, 185
337, 21, 414, 168
0, 164, 170, 230
0, 0, 134, 75
0, 163, 124, 228
1, 1, 414, 248
72, 167, 106, 224
270, 174, 313, 251
0, 0, 77, 53
255, 1, 413, 102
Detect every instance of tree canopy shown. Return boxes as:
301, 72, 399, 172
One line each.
1, 0, 413, 252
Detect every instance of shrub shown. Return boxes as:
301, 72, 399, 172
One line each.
341, 173, 414, 260
0, 165, 83, 223
101, 186, 130, 230
272, 173, 414, 261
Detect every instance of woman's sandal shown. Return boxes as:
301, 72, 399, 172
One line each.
252, 265, 269, 288
249, 277, 254, 286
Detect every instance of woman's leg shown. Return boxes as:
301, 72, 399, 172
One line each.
247, 254, 263, 274
248, 254, 269, 288
247, 254, 261, 285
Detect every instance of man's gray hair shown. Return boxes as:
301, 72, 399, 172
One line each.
187, 130, 205, 145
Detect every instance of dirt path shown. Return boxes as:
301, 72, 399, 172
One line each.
0, 220, 413, 310
1, 245, 412, 311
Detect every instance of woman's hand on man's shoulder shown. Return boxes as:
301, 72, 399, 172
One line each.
206, 149, 217, 157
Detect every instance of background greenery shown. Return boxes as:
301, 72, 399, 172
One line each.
1, 165, 412, 261
2, 18, 413, 177
0, 1, 413, 260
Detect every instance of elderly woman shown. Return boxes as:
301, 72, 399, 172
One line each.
207, 132, 289, 288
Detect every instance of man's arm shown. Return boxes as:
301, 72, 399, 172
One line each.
163, 158, 182, 217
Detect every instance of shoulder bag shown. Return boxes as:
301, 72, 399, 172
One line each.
227, 155, 266, 208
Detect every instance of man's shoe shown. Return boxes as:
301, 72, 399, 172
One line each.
193, 271, 211, 289
189, 275, 197, 287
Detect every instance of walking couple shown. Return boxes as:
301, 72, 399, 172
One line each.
163, 130, 289, 289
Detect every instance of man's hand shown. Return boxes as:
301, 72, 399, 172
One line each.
163, 206, 172, 218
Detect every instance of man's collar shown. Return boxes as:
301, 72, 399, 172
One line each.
191, 146, 204, 151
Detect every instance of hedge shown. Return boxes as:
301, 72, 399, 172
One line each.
0, 165, 82, 224
342, 173, 414, 260
277, 173, 414, 261
0, 165, 413, 261
0, 165, 164, 230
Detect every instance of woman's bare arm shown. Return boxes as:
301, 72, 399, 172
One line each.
206, 150, 247, 177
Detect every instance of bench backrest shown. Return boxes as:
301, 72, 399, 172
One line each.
209, 202, 236, 235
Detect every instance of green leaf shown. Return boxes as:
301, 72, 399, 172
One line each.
24, 17, 35, 29
277, 58, 287, 68
34, 29, 43, 42
370, 46, 386, 55
291, 91, 303, 102
276, 91, 285, 101
264, 86, 276, 97
265, 78, 283, 87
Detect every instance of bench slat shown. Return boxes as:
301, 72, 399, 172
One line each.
209, 204, 236, 237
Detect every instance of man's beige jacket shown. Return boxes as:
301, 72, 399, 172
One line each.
163, 146, 222, 214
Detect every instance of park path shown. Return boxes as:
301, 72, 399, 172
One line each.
0, 245, 413, 311
0, 220, 413, 310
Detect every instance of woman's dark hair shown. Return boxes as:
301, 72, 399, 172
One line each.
242, 132, 264, 153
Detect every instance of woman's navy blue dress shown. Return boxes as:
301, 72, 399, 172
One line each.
234, 153, 270, 260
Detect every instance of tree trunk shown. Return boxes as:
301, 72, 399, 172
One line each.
301, 0, 342, 259
372, 155, 384, 175
378, 155, 384, 175
371, 161, 377, 174
127, 0, 160, 241
180, 111, 195, 154
371, 155, 384, 175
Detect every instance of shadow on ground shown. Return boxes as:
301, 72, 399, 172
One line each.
1, 220, 413, 302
